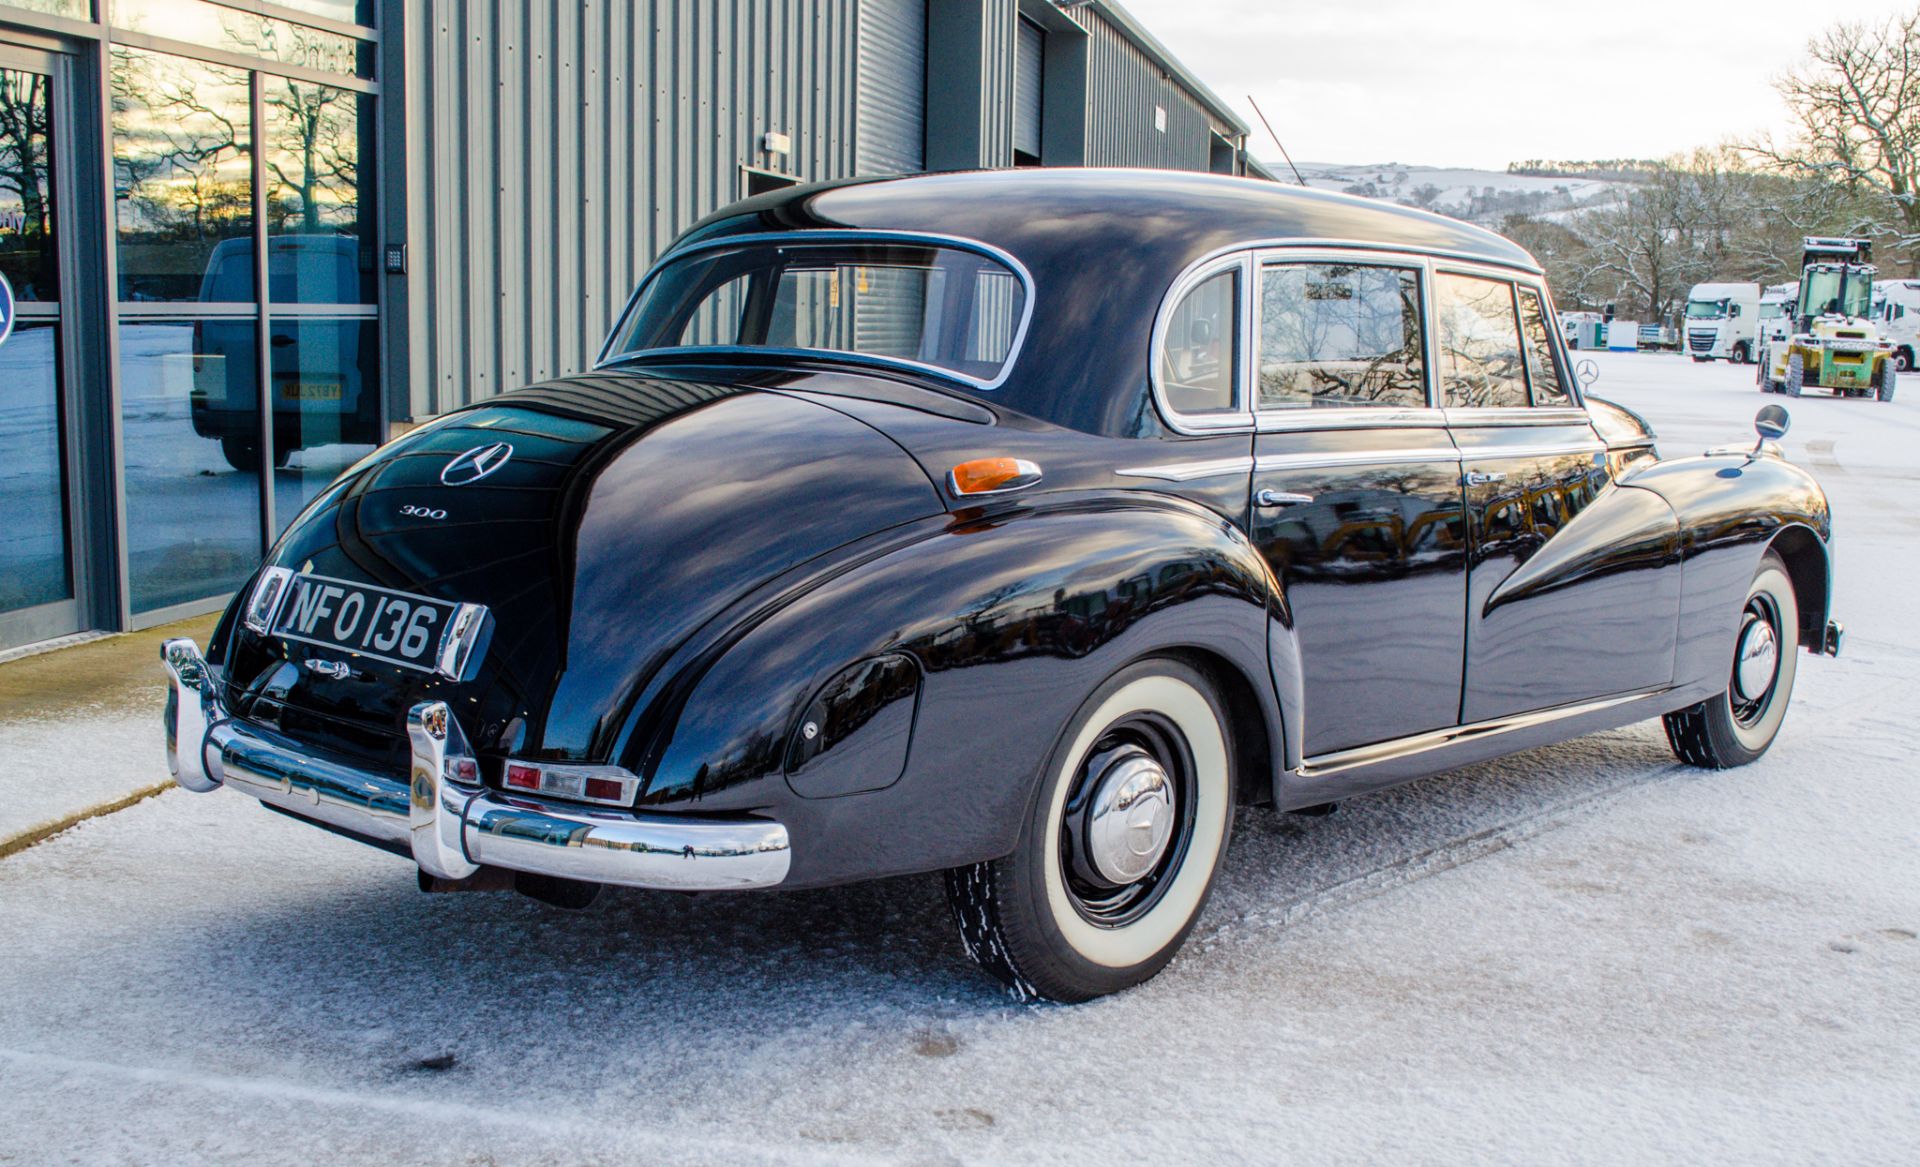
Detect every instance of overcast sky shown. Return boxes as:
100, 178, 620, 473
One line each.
1118, 0, 1914, 170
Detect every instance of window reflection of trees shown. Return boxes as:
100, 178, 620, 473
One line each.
112, 47, 253, 302
1435, 273, 1529, 409
1258, 264, 1425, 409
0, 68, 56, 300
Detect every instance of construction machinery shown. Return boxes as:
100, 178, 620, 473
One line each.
1760, 237, 1896, 401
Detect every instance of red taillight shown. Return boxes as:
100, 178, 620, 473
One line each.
583, 777, 624, 802
505, 763, 541, 790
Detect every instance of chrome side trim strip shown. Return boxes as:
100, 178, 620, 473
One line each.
1296, 687, 1671, 778
1254, 446, 1461, 472
1444, 407, 1595, 427
1454, 442, 1607, 462
1116, 456, 1255, 482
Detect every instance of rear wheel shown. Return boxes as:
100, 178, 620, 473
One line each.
219, 436, 290, 473
1663, 553, 1799, 769
945, 659, 1234, 1002
1784, 352, 1804, 398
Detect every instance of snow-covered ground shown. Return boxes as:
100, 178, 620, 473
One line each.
1, 351, 1915, 1164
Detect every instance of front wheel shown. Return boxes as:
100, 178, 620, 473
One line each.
1784, 352, 1805, 398
1663, 553, 1799, 768
1897, 348, 1914, 373
1731, 342, 1750, 365
1877, 363, 1898, 402
945, 659, 1234, 1002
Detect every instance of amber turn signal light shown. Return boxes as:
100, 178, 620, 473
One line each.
948, 457, 1042, 497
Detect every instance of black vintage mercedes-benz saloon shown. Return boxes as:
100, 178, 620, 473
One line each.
164, 170, 1840, 1001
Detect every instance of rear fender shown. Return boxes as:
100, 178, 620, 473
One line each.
622, 497, 1290, 887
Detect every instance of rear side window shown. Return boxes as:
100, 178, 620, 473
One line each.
1257, 262, 1426, 409
1435, 272, 1528, 408
1158, 266, 1241, 415
1516, 287, 1571, 406
611, 241, 1028, 386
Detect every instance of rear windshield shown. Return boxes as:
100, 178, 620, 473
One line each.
604, 240, 1028, 385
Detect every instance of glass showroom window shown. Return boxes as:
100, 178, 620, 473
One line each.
107, 3, 379, 614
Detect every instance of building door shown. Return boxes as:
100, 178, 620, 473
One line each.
0, 44, 81, 652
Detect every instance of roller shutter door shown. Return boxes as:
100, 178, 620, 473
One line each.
858, 0, 926, 174
1014, 17, 1043, 160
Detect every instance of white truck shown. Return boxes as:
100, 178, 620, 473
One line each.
1873, 278, 1920, 371
1683, 281, 1760, 363
1756, 283, 1794, 352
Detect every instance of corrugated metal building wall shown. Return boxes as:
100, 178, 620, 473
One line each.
401, 0, 860, 418
1071, 5, 1236, 171
857, 0, 926, 174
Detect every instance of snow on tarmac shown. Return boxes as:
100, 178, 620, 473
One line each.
1, 351, 1916, 1165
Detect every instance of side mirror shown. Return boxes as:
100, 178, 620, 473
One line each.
1754, 404, 1790, 442
1575, 358, 1599, 386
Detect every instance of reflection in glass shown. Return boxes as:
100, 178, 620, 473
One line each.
1517, 289, 1571, 406
1435, 272, 1528, 409
264, 76, 373, 303
0, 67, 57, 302
269, 0, 373, 25
112, 47, 254, 302
1258, 263, 1425, 409
0, 323, 70, 613
268, 316, 381, 530
0, 0, 91, 19
120, 318, 262, 612
110, 0, 371, 79
1159, 267, 1238, 414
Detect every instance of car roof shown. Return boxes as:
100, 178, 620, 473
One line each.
682, 169, 1541, 275
662, 169, 1545, 435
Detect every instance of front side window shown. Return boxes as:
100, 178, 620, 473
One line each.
1158, 266, 1240, 415
608, 241, 1028, 385
1257, 262, 1425, 410
1516, 287, 1571, 406
1435, 272, 1528, 409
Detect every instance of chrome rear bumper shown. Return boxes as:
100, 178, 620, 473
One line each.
161, 639, 791, 891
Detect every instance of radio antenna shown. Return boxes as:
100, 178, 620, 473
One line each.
1247, 95, 1308, 187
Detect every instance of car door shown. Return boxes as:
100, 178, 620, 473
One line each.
1246, 252, 1468, 758
1434, 270, 1681, 723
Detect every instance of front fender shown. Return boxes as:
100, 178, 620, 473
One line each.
1620, 454, 1833, 694
621, 496, 1287, 888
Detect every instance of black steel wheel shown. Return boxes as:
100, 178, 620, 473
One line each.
945, 658, 1234, 1002
1663, 552, 1799, 768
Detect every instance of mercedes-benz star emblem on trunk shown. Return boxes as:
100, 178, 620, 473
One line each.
441, 441, 514, 486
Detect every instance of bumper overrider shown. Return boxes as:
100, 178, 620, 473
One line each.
161, 639, 791, 891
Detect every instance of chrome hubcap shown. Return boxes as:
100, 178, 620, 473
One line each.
1083, 749, 1175, 885
1734, 616, 1779, 702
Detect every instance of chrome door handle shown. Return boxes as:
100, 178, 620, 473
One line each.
1463, 470, 1507, 486
1255, 489, 1316, 507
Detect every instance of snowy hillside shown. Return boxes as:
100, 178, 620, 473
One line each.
1275, 161, 1631, 226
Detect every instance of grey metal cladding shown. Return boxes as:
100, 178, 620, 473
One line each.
1073, 6, 1228, 171
857, 0, 925, 174
407, 0, 861, 418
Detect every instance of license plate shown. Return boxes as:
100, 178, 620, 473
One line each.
272, 574, 459, 673
281, 381, 344, 401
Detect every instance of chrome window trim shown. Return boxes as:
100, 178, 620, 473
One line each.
1148, 251, 1257, 434
1255, 408, 1451, 432
1429, 261, 1589, 413
594, 229, 1039, 392
1444, 406, 1595, 427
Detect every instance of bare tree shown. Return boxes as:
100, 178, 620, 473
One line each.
1748, 7, 1920, 270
